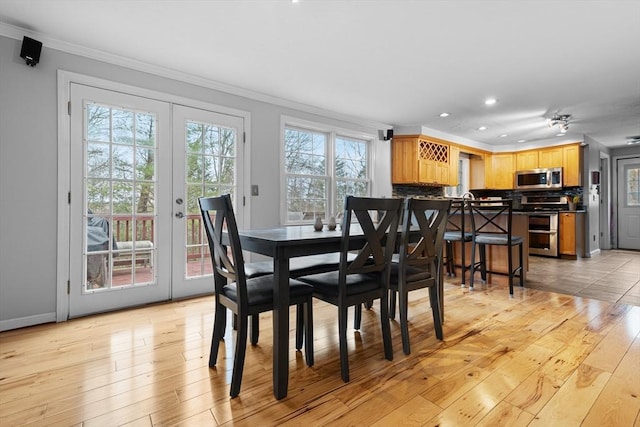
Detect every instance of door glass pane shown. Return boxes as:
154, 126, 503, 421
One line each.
85, 103, 157, 292
626, 165, 640, 206
184, 120, 237, 278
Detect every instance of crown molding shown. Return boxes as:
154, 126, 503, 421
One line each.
0, 22, 390, 130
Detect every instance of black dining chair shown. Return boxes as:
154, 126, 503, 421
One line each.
296, 196, 402, 382
388, 197, 451, 354
443, 198, 473, 286
198, 194, 314, 397
467, 199, 524, 295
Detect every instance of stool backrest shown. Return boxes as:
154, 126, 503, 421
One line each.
467, 199, 514, 243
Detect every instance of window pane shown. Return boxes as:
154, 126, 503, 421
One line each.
135, 113, 155, 147
135, 147, 155, 181
87, 142, 110, 178
336, 180, 369, 209
112, 182, 134, 214
87, 104, 110, 142
112, 145, 134, 180
285, 128, 327, 175
286, 176, 327, 219
336, 137, 368, 179
186, 122, 203, 153
112, 109, 134, 144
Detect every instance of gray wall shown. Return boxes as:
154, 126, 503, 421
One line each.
0, 35, 390, 330
583, 136, 610, 256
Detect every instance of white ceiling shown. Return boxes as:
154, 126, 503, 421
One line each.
1, 0, 639, 149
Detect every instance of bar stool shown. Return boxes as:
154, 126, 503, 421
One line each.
467, 199, 524, 295
443, 199, 473, 286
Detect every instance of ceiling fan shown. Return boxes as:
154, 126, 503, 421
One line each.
547, 113, 572, 134
626, 135, 640, 145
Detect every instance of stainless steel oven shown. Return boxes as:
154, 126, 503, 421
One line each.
528, 213, 559, 257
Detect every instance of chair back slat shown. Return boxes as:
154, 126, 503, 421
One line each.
467, 199, 513, 238
341, 196, 402, 276
199, 195, 247, 301
400, 198, 451, 270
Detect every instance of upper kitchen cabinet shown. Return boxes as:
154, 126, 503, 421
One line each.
562, 144, 582, 187
538, 147, 563, 169
391, 135, 459, 186
516, 150, 538, 171
486, 153, 515, 189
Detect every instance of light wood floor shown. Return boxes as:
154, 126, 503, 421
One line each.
1, 251, 639, 426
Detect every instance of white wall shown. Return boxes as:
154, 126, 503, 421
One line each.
0, 35, 390, 330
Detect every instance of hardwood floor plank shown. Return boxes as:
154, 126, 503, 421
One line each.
528, 364, 611, 426
475, 400, 534, 427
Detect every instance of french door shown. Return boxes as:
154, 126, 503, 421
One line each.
171, 105, 244, 298
68, 84, 244, 317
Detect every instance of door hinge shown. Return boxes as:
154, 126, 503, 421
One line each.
243, 196, 246, 206
243, 132, 246, 143
67, 280, 70, 294
68, 191, 71, 204
68, 101, 71, 116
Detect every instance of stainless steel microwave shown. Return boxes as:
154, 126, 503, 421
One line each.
514, 168, 562, 190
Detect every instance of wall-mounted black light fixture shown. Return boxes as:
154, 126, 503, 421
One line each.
20, 36, 42, 67
378, 129, 393, 141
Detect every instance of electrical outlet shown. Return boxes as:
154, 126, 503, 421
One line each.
251, 185, 259, 196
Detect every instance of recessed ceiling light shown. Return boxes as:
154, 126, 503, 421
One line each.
478, 126, 487, 131
556, 133, 565, 137
484, 98, 497, 106
517, 139, 526, 143
439, 112, 450, 118
500, 134, 508, 138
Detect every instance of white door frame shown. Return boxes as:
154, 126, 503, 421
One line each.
56, 70, 252, 321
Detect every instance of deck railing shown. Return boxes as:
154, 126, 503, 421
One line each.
112, 214, 205, 260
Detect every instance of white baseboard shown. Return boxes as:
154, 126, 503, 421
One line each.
588, 248, 601, 258
0, 312, 57, 332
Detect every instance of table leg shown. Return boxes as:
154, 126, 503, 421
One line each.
272, 249, 290, 399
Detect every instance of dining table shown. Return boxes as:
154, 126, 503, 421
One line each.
229, 224, 363, 399
227, 221, 444, 400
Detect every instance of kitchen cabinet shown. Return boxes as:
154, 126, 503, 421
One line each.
559, 211, 584, 259
449, 145, 460, 186
516, 151, 538, 171
538, 147, 563, 169
392, 135, 457, 186
563, 144, 582, 186
486, 153, 515, 189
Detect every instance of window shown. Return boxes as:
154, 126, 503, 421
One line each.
444, 154, 470, 197
283, 120, 371, 223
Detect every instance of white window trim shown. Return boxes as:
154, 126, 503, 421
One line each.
280, 115, 375, 225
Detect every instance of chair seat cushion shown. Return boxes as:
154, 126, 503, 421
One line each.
221, 275, 313, 307
444, 231, 473, 242
474, 233, 523, 245
296, 270, 382, 297
389, 263, 433, 283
